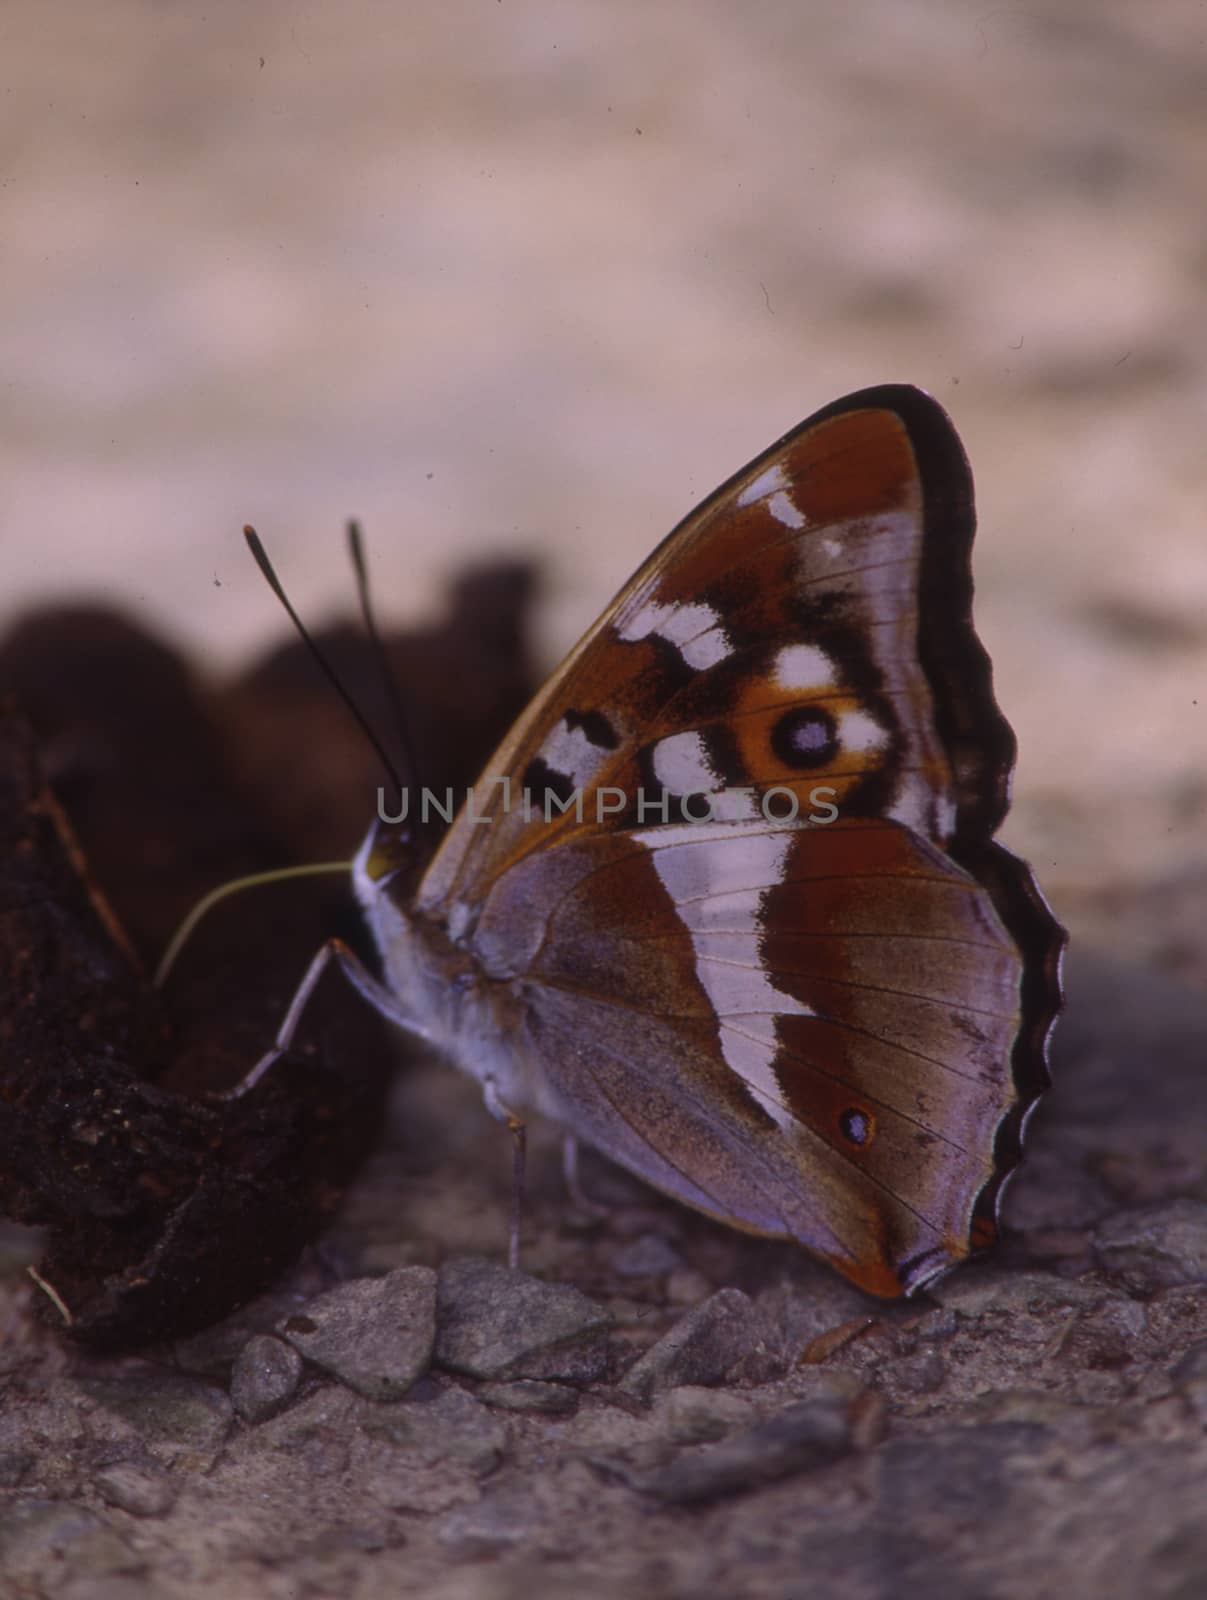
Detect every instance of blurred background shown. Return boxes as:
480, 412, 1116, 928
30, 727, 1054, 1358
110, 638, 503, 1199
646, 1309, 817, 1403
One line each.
2, 0, 1206, 932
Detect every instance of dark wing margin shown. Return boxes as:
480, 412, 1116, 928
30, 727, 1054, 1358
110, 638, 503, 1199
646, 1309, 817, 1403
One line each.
839, 385, 1064, 1273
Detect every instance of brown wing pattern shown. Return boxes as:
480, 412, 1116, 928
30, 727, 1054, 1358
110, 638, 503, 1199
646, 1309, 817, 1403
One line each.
397, 385, 1063, 1296
472, 811, 1034, 1295
413, 388, 969, 913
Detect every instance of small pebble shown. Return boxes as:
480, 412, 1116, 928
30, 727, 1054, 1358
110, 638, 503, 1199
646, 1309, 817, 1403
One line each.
94, 1463, 177, 1519
478, 1380, 580, 1416
611, 1233, 684, 1278
659, 1385, 755, 1444
1172, 1341, 1207, 1383
437, 1493, 534, 1559
230, 1335, 304, 1423
360, 1386, 506, 1476
620, 1288, 761, 1402
895, 1351, 947, 1395
666, 1268, 712, 1305
1094, 1201, 1207, 1292
637, 1397, 853, 1506
435, 1257, 612, 1383
279, 1266, 437, 1401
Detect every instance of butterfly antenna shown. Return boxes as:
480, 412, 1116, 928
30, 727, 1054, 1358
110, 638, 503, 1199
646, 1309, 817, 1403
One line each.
243, 525, 405, 803
345, 518, 425, 796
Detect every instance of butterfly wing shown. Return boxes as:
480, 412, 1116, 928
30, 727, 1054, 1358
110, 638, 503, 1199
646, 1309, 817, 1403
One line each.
471, 814, 1035, 1295
376, 385, 1061, 1296
416, 385, 995, 906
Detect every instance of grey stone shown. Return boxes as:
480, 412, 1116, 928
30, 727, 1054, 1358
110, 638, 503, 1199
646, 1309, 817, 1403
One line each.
961, 1389, 1085, 1430
94, 1462, 177, 1518
478, 1379, 580, 1416
230, 1334, 305, 1422
610, 1233, 684, 1277
435, 1256, 612, 1382
666, 1267, 714, 1305
437, 1491, 535, 1558
279, 1265, 437, 1401
235, 1383, 364, 1460
726, 1340, 789, 1387
1093, 1201, 1207, 1291
1055, 1296, 1147, 1370
563, 1401, 668, 1458
930, 1266, 1096, 1321
619, 1287, 761, 1402
895, 1351, 948, 1394
909, 1306, 959, 1341
361, 1385, 507, 1475
658, 1385, 756, 1444
170, 1289, 300, 1378
636, 1396, 853, 1505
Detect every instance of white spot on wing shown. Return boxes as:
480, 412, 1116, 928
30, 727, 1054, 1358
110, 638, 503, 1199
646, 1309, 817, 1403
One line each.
617, 597, 663, 643
737, 463, 788, 507
793, 500, 957, 857
774, 644, 835, 691
539, 720, 606, 788
715, 788, 761, 822
652, 731, 719, 794
715, 1026, 799, 1133
768, 490, 805, 529
663, 605, 731, 670
640, 821, 793, 902
887, 782, 929, 835
736, 464, 807, 529
640, 823, 813, 1109
889, 779, 960, 846
837, 708, 888, 753
617, 598, 731, 670
673, 886, 764, 932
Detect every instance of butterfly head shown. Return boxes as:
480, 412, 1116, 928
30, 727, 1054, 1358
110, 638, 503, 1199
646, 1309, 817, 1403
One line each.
354, 811, 433, 905
350, 815, 440, 1026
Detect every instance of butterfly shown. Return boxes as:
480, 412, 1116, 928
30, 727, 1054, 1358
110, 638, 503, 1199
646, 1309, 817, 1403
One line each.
253, 384, 1064, 1300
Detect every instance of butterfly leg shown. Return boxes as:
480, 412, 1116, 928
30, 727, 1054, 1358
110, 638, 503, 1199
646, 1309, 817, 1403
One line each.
562, 1134, 610, 1220
223, 936, 434, 1100
483, 1076, 527, 1271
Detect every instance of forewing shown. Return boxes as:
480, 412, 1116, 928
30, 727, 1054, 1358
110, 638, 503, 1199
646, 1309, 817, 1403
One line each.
412, 385, 992, 915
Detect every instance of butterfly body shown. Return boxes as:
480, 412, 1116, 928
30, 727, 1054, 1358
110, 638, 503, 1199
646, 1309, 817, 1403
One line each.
353, 843, 545, 1115
354, 385, 1062, 1298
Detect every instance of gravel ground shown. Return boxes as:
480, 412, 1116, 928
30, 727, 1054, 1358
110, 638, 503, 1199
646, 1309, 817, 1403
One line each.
3, 949, 1207, 1600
